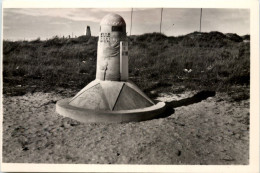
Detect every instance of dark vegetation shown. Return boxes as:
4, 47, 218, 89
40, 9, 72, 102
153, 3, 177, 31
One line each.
3, 32, 250, 100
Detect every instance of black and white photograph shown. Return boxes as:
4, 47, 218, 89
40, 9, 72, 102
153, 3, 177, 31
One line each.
0, 0, 259, 172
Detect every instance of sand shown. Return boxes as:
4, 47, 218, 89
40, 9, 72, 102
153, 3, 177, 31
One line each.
2, 90, 249, 164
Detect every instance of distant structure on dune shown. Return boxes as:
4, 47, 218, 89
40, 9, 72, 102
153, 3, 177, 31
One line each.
86, 26, 91, 37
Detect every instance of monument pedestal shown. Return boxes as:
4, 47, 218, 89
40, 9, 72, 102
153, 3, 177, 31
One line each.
56, 80, 166, 123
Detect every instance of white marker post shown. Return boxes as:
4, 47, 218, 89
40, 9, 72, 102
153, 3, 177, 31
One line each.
120, 41, 128, 81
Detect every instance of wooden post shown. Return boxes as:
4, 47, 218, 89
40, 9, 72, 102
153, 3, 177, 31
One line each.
200, 8, 202, 32
160, 8, 163, 33
130, 8, 133, 36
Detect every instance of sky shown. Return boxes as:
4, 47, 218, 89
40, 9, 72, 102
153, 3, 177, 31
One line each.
3, 8, 250, 41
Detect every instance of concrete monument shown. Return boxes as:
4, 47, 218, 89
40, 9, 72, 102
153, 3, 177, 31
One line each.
56, 13, 166, 123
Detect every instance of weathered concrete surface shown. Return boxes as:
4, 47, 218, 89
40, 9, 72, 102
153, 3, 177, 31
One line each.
2, 91, 249, 164
57, 80, 163, 123
96, 13, 126, 81
57, 98, 165, 123
67, 80, 155, 111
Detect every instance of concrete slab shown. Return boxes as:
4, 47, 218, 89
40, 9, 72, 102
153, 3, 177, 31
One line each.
70, 80, 100, 102
69, 84, 110, 110
126, 81, 155, 104
100, 81, 124, 110
113, 84, 154, 111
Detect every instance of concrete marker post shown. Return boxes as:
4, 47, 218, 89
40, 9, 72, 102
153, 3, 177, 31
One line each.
56, 13, 167, 123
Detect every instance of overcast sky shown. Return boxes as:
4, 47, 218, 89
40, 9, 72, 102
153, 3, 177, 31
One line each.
3, 8, 250, 40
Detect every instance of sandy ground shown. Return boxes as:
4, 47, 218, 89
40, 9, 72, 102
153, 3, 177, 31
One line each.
2, 90, 249, 164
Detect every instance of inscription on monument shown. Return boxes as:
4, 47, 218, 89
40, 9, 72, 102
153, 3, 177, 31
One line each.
100, 33, 110, 42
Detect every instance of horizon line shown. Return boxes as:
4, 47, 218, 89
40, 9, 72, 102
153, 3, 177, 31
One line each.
3, 31, 250, 42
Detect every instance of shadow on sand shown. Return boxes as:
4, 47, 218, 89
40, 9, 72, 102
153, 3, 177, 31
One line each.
156, 90, 216, 119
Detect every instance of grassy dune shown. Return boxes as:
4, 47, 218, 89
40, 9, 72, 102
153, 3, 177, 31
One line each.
3, 32, 250, 100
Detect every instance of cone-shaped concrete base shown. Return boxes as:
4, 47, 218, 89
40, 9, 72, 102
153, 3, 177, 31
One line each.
56, 99, 166, 123
56, 79, 166, 123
